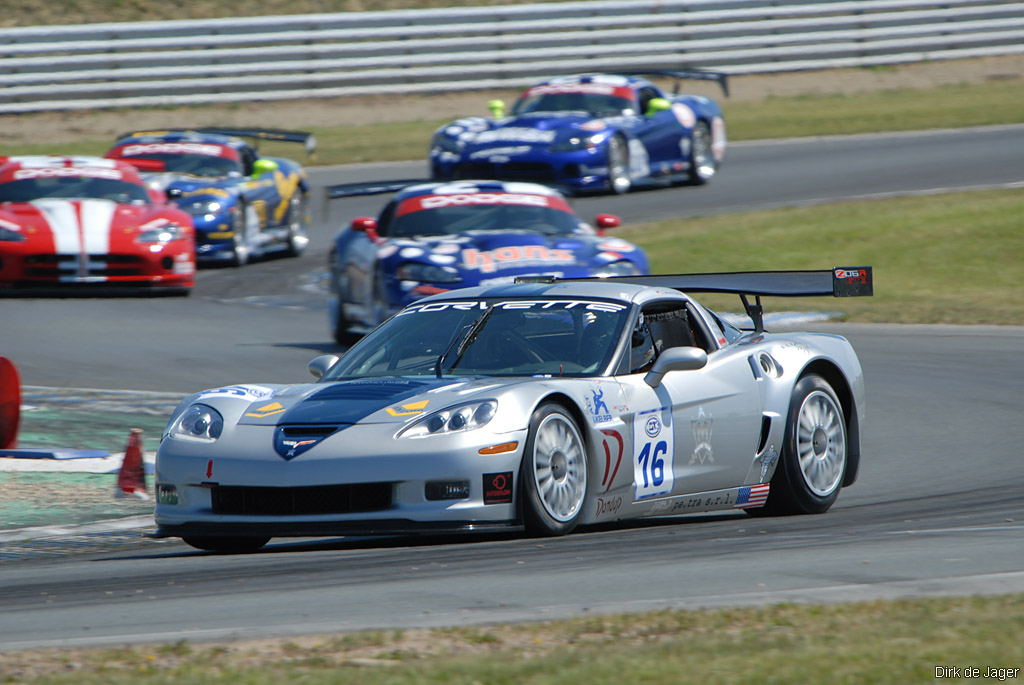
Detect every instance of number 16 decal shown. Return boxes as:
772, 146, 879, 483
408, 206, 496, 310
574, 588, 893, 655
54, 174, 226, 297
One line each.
633, 407, 674, 500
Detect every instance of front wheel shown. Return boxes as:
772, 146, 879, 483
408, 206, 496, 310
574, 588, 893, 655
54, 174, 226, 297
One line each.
283, 192, 309, 258
521, 403, 588, 536
606, 135, 631, 195
684, 120, 717, 185
754, 374, 847, 516
182, 536, 270, 553
230, 201, 259, 267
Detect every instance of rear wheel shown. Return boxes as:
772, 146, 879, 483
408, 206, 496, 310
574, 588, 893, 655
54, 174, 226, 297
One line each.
606, 135, 631, 194
752, 374, 847, 515
182, 536, 270, 553
521, 403, 588, 536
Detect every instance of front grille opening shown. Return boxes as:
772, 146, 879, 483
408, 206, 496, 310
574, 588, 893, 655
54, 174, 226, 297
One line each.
211, 482, 393, 516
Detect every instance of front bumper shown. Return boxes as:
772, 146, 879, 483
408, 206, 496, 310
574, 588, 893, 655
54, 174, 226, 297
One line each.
154, 423, 530, 538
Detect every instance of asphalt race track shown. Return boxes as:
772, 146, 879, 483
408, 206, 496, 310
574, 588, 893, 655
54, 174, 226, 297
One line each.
1, 127, 1023, 650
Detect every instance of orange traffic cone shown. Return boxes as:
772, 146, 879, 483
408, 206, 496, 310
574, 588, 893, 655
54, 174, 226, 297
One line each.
115, 428, 149, 500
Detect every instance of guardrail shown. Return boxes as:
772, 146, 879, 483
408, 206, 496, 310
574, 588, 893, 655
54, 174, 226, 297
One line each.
2, 0, 1023, 114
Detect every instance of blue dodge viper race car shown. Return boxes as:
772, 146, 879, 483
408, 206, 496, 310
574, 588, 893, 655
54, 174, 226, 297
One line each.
326, 180, 649, 344
429, 70, 728, 195
107, 128, 314, 266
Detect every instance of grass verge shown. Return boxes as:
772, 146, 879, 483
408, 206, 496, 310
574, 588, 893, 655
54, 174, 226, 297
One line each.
2, 594, 1021, 683
1, 80, 1022, 165
617, 187, 1024, 325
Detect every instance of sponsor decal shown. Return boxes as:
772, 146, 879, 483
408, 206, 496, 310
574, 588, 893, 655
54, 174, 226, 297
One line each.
585, 386, 612, 424
712, 116, 727, 161
634, 407, 674, 500
198, 385, 274, 401
462, 245, 575, 274
579, 120, 608, 132
386, 399, 429, 417
758, 444, 779, 481
469, 146, 531, 160
14, 167, 122, 180
599, 429, 624, 493
733, 484, 770, 509
122, 142, 225, 157
595, 495, 622, 518
461, 128, 556, 145
483, 471, 513, 504
245, 401, 286, 418
690, 406, 714, 465
524, 83, 634, 100
671, 103, 697, 128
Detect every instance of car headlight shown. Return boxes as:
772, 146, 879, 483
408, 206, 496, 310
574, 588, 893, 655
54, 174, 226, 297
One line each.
179, 199, 224, 216
137, 223, 189, 243
430, 131, 462, 154
550, 134, 603, 152
396, 261, 463, 284
0, 227, 26, 242
591, 260, 641, 277
169, 404, 224, 442
399, 400, 497, 439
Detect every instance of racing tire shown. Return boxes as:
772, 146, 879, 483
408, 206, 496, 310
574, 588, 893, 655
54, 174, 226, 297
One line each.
606, 135, 632, 195
750, 374, 847, 516
182, 535, 271, 553
283, 192, 309, 258
329, 252, 362, 346
683, 121, 717, 186
230, 201, 258, 267
520, 403, 588, 536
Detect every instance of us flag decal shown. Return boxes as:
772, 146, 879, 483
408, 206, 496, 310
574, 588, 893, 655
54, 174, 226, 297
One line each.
733, 484, 770, 508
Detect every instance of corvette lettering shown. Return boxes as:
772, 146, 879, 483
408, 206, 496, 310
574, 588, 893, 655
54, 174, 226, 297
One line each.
399, 300, 628, 315
122, 143, 225, 157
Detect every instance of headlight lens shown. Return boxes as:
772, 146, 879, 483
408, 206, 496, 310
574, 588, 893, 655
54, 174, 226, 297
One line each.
396, 261, 463, 284
592, 260, 641, 277
399, 400, 497, 439
0, 227, 26, 242
137, 223, 188, 243
550, 134, 602, 152
179, 199, 223, 216
169, 404, 224, 442
430, 131, 462, 154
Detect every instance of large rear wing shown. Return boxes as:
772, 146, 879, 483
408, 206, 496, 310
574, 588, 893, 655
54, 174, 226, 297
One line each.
555, 267, 873, 333
321, 179, 430, 219
621, 68, 729, 97
117, 128, 317, 157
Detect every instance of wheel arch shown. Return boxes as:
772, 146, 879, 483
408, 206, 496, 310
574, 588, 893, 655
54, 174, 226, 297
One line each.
798, 359, 861, 487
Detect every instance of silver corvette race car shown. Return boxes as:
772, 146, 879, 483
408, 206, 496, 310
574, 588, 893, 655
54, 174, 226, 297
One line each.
154, 267, 872, 552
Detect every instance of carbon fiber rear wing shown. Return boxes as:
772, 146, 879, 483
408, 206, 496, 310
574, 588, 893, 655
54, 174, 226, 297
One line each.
549, 267, 873, 333
117, 128, 317, 156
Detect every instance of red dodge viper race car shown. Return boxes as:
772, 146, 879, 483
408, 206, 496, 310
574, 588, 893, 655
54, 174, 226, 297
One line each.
0, 155, 195, 294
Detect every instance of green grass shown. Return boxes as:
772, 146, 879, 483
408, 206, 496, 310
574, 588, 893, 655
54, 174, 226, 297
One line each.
5, 595, 1022, 683
616, 187, 1024, 325
2, 79, 1022, 164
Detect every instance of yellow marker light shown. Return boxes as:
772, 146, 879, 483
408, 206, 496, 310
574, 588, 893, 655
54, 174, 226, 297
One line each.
479, 441, 518, 455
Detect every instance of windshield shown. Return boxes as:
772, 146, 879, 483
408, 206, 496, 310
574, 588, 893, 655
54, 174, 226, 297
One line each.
383, 192, 587, 238
512, 93, 634, 117
116, 153, 241, 178
324, 298, 631, 379
0, 177, 150, 203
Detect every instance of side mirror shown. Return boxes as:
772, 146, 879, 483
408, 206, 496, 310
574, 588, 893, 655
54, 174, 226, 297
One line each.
350, 217, 377, 232
252, 158, 279, 179
488, 99, 506, 119
644, 346, 707, 388
595, 214, 621, 235
308, 354, 340, 380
